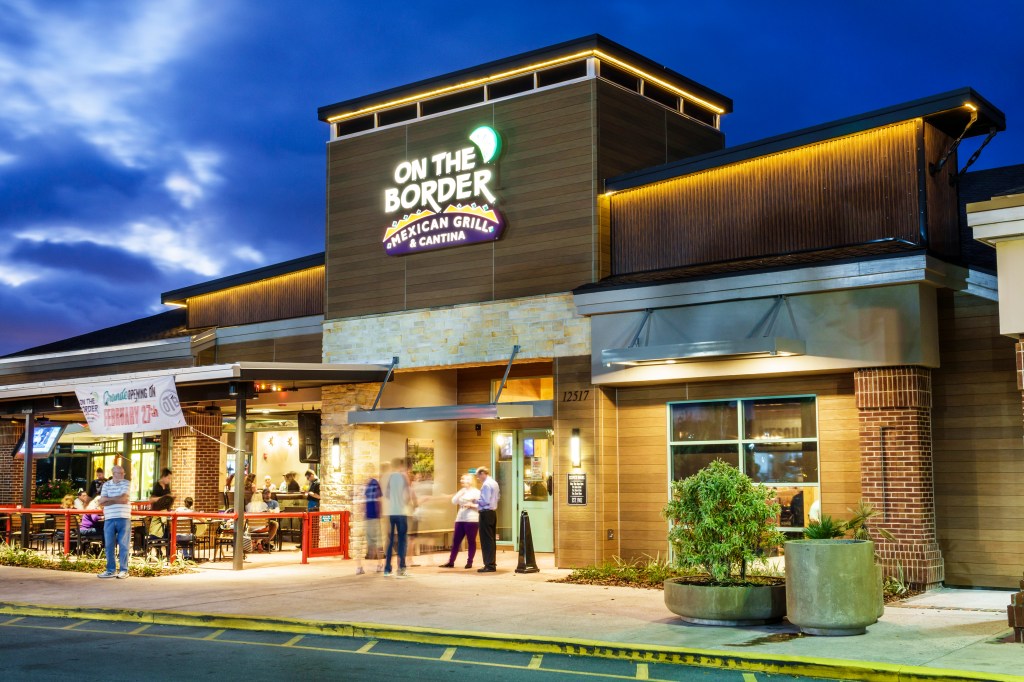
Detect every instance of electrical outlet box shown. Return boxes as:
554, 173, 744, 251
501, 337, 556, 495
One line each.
606, 528, 614, 540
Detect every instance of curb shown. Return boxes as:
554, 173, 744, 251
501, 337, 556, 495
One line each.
0, 601, 1014, 682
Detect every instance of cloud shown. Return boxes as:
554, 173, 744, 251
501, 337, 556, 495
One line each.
164, 149, 223, 208
15, 217, 252, 277
0, 0, 213, 167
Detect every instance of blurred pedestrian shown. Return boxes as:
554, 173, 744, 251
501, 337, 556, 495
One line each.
356, 474, 383, 575
439, 474, 480, 569
384, 458, 416, 577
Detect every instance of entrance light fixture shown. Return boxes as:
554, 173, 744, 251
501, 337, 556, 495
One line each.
570, 428, 581, 468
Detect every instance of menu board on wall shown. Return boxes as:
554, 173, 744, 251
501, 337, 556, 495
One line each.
567, 473, 587, 506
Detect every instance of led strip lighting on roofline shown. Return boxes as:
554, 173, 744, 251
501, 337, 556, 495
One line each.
325, 49, 727, 123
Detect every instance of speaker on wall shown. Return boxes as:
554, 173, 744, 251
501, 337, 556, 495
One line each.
297, 411, 321, 463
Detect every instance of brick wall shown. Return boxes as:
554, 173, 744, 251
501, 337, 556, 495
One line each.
0, 421, 28, 505
169, 409, 223, 513
855, 366, 944, 587
322, 384, 380, 561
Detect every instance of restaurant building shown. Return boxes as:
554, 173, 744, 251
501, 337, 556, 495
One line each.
3, 36, 1021, 588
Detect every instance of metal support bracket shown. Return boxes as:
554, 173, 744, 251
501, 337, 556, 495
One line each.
627, 309, 653, 348
929, 109, 977, 177
369, 356, 399, 411
491, 345, 521, 405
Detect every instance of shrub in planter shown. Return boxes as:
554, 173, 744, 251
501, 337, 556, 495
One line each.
785, 501, 888, 636
661, 460, 786, 625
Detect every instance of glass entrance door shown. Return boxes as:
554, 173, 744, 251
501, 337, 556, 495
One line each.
492, 430, 553, 553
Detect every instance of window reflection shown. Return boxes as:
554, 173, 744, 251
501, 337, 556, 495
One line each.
671, 445, 739, 481
670, 401, 738, 441
744, 442, 818, 483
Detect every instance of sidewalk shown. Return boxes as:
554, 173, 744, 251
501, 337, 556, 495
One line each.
0, 551, 1018, 682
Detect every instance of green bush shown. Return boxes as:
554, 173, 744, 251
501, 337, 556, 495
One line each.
34, 479, 77, 503
0, 542, 194, 577
662, 460, 783, 585
803, 514, 847, 539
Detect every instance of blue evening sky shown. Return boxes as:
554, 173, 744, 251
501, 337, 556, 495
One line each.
0, 0, 1021, 355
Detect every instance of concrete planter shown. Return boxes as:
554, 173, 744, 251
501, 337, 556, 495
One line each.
663, 578, 786, 626
785, 539, 883, 636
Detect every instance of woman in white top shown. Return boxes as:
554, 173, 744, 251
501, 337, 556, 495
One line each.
439, 474, 481, 569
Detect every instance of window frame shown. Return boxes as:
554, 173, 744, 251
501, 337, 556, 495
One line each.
666, 394, 820, 530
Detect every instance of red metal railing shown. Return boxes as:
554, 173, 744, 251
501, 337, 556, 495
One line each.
0, 506, 352, 565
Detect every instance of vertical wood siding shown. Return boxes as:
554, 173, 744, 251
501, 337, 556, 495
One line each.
187, 267, 324, 329
610, 121, 923, 274
932, 291, 1024, 588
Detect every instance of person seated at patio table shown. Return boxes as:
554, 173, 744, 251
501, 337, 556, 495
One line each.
74, 489, 91, 510
172, 497, 196, 560
245, 493, 278, 552
146, 495, 175, 558
261, 487, 280, 511
243, 473, 258, 504
80, 500, 103, 538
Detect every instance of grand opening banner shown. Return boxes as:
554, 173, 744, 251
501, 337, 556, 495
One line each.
76, 375, 187, 435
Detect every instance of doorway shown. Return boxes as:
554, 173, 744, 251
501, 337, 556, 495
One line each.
492, 430, 553, 553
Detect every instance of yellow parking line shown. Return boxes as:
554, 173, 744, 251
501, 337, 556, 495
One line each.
357, 640, 377, 653
130, 624, 151, 635
1, 617, 24, 625
440, 647, 456, 661
635, 662, 648, 679
528, 654, 543, 669
61, 620, 84, 630
283, 635, 304, 647
203, 629, 225, 640
743, 674, 757, 682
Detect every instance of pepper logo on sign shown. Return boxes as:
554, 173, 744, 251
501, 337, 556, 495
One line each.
382, 126, 505, 256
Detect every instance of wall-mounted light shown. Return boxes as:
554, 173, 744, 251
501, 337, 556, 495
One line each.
570, 428, 581, 468
331, 436, 341, 469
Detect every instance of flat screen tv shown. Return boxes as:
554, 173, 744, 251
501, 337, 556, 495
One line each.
13, 424, 67, 459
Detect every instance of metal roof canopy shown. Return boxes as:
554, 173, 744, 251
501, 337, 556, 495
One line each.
0, 361, 393, 416
345, 400, 553, 425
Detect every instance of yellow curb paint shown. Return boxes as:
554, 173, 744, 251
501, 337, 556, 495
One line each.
441, 647, 456, 661
130, 624, 151, 635
357, 640, 377, 653
283, 635, 304, 647
635, 662, 648, 680
528, 654, 543, 669
203, 629, 225, 640
0, 601, 1016, 682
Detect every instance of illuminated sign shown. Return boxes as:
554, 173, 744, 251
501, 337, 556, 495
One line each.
382, 126, 505, 255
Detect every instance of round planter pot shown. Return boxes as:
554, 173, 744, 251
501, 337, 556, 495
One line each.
663, 578, 786, 626
785, 539, 882, 636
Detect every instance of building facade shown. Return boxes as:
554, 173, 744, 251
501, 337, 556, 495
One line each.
2, 36, 1021, 588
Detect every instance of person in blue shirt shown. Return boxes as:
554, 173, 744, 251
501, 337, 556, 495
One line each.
475, 466, 500, 573
304, 470, 321, 511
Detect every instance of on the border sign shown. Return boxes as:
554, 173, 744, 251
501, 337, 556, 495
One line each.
568, 472, 587, 505
382, 126, 506, 255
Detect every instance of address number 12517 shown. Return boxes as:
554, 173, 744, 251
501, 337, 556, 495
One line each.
561, 390, 590, 402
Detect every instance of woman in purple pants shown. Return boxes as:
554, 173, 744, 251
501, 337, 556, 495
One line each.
439, 474, 481, 569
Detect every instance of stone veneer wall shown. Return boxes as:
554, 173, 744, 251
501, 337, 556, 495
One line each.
855, 366, 944, 587
323, 293, 590, 367
168, 409, 223, 513
321, 384, 380, 562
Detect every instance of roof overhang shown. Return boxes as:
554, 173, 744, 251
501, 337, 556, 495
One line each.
0, 362, 392, 416
346, 400, 553, 425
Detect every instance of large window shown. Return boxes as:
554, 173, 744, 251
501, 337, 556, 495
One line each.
669, 396, 820, 529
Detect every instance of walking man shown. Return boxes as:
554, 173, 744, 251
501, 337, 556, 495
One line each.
384, 458, 416, 577
476, 466, 500, 573
97, 464, 132, 579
